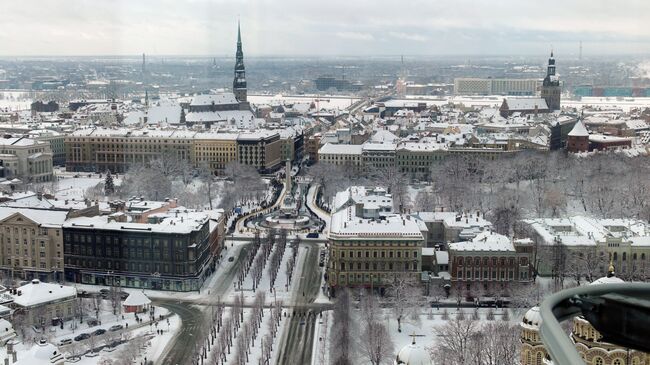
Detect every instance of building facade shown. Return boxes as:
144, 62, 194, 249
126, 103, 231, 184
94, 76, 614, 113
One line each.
0, 137, 53, 183
449, 232, 534, 296
65, 128, 285, 174
0, 208, 66, 282
63, 209, 221, 292
454, 78, 540, 96
326, 186, 425, 295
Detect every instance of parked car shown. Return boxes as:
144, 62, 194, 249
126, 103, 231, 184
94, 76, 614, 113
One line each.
109, 324, 123, 332
87, 318, 99, 327
92, 328, 106, 336
306, 232, 319, 238
228, 257, 235, 262
59, 338, 72, 346
74, 333, 90, 341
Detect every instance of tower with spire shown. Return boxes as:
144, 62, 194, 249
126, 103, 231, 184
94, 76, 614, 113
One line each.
541, 51, 561, 111
233, 21, 247, 105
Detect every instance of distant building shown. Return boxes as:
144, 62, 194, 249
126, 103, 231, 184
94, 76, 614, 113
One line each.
0, 137, 53, 183
499, 98, 549, 118
314, 76, 363, 92
454, 78, 540, 96
30, 101, 59, 113
64, 128, 284, 174
541, 52, 561, 111
566, 120, 590, 153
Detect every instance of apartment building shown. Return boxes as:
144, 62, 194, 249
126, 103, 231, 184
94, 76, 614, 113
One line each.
0, 208, 67, 282
63, 208, 224, 292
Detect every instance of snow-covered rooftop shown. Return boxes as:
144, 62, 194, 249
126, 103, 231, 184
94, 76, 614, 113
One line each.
567, 120, 589, 137
449, 231, 514, 252
11, 279, 76, 308
0, 207, 67, 228
318, 143, 363, 155
523, 216, 649, 246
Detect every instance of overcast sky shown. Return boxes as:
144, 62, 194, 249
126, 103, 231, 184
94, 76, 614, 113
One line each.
2, 0, 649, 57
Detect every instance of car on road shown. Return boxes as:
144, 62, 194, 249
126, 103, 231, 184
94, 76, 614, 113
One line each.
74, 333, 90, 341
59, 338, 72, 346
109, 324, 123, 332
93, 329, 106, 336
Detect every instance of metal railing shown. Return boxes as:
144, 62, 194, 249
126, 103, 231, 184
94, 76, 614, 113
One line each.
539, 282, 650, 365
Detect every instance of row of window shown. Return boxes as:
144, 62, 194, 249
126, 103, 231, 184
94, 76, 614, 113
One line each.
456, 269, 528, 281
456, 256, 526, 266
337, 249, 418, 259
336, 261, 418, 272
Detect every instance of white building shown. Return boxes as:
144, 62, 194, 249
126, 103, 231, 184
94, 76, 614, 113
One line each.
0, 137, 53, 183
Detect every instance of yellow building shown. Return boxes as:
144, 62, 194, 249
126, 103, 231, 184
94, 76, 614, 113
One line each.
0, 208, 67, 282
326, 186, 426, 295
193, 132, 239, 171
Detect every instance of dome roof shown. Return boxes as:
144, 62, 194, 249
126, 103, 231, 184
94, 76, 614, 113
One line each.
592, 276, 624, 285
395, 340, 433, 365
522, 306, 542, 329
592, 262, 624, 285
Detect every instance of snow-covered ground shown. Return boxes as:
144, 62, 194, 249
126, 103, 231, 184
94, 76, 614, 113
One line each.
337, 306, 520, 365
72, 313, 181, 365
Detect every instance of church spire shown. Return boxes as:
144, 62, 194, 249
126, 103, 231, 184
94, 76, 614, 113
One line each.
233, 20, 247, 103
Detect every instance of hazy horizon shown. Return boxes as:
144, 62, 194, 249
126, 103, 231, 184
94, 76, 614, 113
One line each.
2, 0, 650, 57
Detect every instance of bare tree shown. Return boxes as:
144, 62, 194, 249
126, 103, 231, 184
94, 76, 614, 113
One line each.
387, 273, 424, 332
429, 318, 478, 365
359, 321, 394, 365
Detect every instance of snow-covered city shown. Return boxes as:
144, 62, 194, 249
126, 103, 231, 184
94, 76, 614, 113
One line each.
1, 1, 650, 364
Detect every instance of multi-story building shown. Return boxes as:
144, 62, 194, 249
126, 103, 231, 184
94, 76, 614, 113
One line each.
236, 131, 282, 173
28, 129, 65, 166
64, 128, 195, 173
412, 211, 492, 248
305, 133, 321, 164
63, 208, 224, 291
326, 186, 426, 295
396, 142, 446, 178
454, 78, 540, 96
0, 208, 67, 282
65, 128, 284, 174
193, 132, 239, 171
362, 142, 396, 171
522, 216, 650, 279
448, 231, 534, 295
317, 143, 363, 171
0, 137, 53, 183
